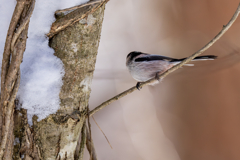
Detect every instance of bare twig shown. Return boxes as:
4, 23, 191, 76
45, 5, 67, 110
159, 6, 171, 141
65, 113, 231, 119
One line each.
89, 3, 240, 117
0, 0, 26, 142
55, 0, 104, 15
0, 0, 25, 102
92, 116, 112, 149
86, 126, 98, 160
11, 0, 35, 52
0, 71, 20, 158
9, 71, 20, 110
87, 105, 93, 159
78, 122, 87, 160
0, 0, 35, 158
4, 115, 14, 160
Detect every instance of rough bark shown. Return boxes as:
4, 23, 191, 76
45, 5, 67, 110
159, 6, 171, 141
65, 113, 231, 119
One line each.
13, 3, 106, 160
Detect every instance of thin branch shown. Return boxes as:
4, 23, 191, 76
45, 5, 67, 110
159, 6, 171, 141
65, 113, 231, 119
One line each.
11, 0, 35, 52
3, 114, 14, 159
78, 122, 87, 160
0, 0, 35, 158
0, 71, 20, 158
89, 3, 240, 117
92, 116, 112, 149
55, 0, 104, 15
9, 71, 21, 108
0, 0, 26, 100
0, 1, 26, 141
87, 105, 93, 160
86, 126, 98, 160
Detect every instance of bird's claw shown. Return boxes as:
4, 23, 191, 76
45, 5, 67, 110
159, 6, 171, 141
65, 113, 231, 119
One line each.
136, 82, 142, 90
155, 73, 160, 81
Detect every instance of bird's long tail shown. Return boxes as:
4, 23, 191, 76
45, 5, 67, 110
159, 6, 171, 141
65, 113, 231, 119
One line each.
171, 55, 217, 66
176, 55, 217, 62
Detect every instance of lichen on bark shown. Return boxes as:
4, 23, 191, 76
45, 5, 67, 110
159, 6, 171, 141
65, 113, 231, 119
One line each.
51, 5, 105, 115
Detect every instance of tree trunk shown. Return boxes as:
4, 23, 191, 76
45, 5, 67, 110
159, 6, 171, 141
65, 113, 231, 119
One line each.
13, 2, 106, 160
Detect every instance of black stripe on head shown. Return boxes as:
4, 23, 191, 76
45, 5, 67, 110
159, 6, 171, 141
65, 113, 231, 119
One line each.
135, 55, 174, 62
127, 51, 143, 61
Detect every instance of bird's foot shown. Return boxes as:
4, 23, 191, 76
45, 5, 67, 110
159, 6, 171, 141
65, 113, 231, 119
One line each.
136, 82, 142, 90
155, 73, 160, 81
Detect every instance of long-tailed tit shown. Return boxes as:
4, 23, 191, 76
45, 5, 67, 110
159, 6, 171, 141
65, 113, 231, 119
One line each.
126, 51, 217, 90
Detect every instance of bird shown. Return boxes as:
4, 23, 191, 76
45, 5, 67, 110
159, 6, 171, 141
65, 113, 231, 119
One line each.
126, 51, 217, 90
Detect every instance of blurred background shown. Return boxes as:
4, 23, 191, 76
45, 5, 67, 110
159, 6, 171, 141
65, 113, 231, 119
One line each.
87, 0, 240, 159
